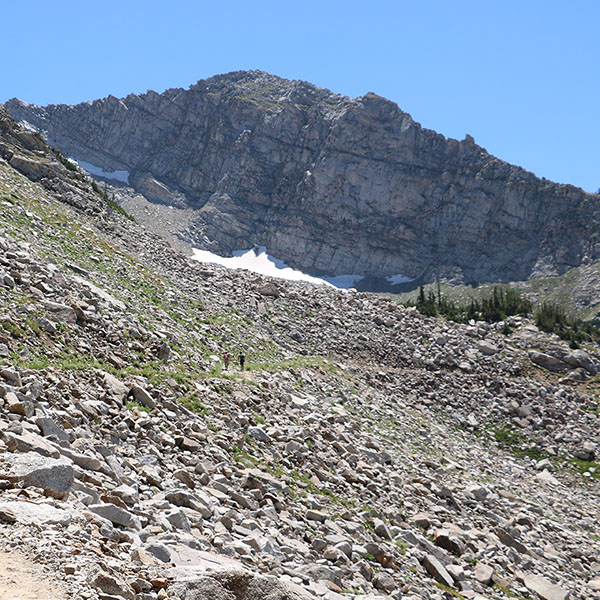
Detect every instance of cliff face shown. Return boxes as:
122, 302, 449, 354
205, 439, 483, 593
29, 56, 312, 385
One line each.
5, 70, 599, 285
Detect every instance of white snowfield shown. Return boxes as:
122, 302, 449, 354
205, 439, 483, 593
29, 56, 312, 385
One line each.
191, 247, 413, 290
75, 159, 130, 184
192, 247, 339, 287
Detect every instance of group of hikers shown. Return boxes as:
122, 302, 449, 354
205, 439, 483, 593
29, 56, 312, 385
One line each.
223, 351, 245, 371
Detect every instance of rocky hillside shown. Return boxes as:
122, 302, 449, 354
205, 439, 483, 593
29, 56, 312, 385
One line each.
1, 107, 600, 600
5, 71, 600, 290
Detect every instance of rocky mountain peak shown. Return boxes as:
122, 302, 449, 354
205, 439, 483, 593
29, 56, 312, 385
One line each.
4, 71, 600, 290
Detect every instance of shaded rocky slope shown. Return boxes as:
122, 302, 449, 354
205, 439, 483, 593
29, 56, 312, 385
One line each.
5, 71, 600, 289
1, 108, 600, 600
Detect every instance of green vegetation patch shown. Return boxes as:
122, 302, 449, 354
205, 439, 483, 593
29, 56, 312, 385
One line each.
493, 425, 600, 480
493, 426, 547, 461
407, 284, 532, 323
432, 582, 466, 599
179, 394, 210, 416
125, 399, 151, 413
403, 283, 600, 345
535, 301, 600, 348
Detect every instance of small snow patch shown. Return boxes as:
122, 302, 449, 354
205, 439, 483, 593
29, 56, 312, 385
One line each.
75, 159, 130, 184
322, 274, 364, 288
18, 120, 38, 133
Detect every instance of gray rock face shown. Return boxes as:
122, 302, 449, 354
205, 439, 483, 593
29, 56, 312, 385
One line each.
5, 70, 599, 286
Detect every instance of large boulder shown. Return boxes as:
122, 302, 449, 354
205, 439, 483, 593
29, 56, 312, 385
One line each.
521, 573, 570, 600
9, 154, 63, 181
43, 300, 77, 323
171, 570, 313, 600
528, 351, 570, 372
563, 349, 597, 374
88, 503, 141, 529
3, 430, 61, 457
0, 501, 72, 526
2, 452, 73, 498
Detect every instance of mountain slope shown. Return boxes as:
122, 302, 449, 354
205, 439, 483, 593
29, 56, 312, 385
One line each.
5, 70, 600, 290
1, 107, 600, 600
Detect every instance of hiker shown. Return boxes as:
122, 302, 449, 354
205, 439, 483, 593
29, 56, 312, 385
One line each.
239, 353, 245, 370
223, 352, 230, 370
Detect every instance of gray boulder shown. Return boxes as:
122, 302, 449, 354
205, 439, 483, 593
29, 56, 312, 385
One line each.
43, 300, 77, 323
131, 384, 156, 409
171, 570, 313, 600
521, 573, 570, 600
529, 351, 570, 372
0, 501, 72, 526
2, 451, 73, 498
563, 349, 597, 374
88, 502, 141, 529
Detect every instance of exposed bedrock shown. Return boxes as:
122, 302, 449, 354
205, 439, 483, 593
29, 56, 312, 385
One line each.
5, 70, 599, 285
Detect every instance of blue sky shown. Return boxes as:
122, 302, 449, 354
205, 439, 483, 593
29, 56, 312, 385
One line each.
3, 1, 599, 192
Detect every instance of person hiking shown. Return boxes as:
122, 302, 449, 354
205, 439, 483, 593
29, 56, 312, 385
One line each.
239, 353, 245, 371
223, 352, 230, 370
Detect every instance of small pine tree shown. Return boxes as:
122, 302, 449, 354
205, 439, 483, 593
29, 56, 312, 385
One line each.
418, 284, 426, 306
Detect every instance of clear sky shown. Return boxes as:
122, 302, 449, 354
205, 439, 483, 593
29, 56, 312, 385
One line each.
2, 1, 598, 192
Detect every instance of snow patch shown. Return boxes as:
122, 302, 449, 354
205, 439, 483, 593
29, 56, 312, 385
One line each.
75, 159, 130, 184
191, 247, 363, 289
18, 120, 38, 133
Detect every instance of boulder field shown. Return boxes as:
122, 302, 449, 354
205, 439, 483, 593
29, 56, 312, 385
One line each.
0, 108, 599, 600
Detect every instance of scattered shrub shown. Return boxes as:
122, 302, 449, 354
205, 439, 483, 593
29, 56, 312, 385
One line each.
91, 180, 135, 221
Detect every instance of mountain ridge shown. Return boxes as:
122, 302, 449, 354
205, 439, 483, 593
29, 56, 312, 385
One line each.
4, 70, 599, 289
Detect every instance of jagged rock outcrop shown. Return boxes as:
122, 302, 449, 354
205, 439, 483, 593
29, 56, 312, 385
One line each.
4, 70, 600, 288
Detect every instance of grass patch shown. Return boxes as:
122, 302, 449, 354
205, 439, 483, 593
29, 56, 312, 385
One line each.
493, 426, 547, 461
285, 470, 356, 508
231, 445, 260, 467
125, 399, 151, 413
2, 320, 25, 338
179, 394, 210, 416
432, 583, 465, 599
494, 425, 600, 480
568, 457, 600, 480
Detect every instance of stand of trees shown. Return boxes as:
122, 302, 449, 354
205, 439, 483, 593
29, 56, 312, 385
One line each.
408, 284, 599, 348
412, 285, 531, 323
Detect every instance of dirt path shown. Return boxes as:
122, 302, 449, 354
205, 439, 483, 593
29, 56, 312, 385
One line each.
0, 551, 67, 600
